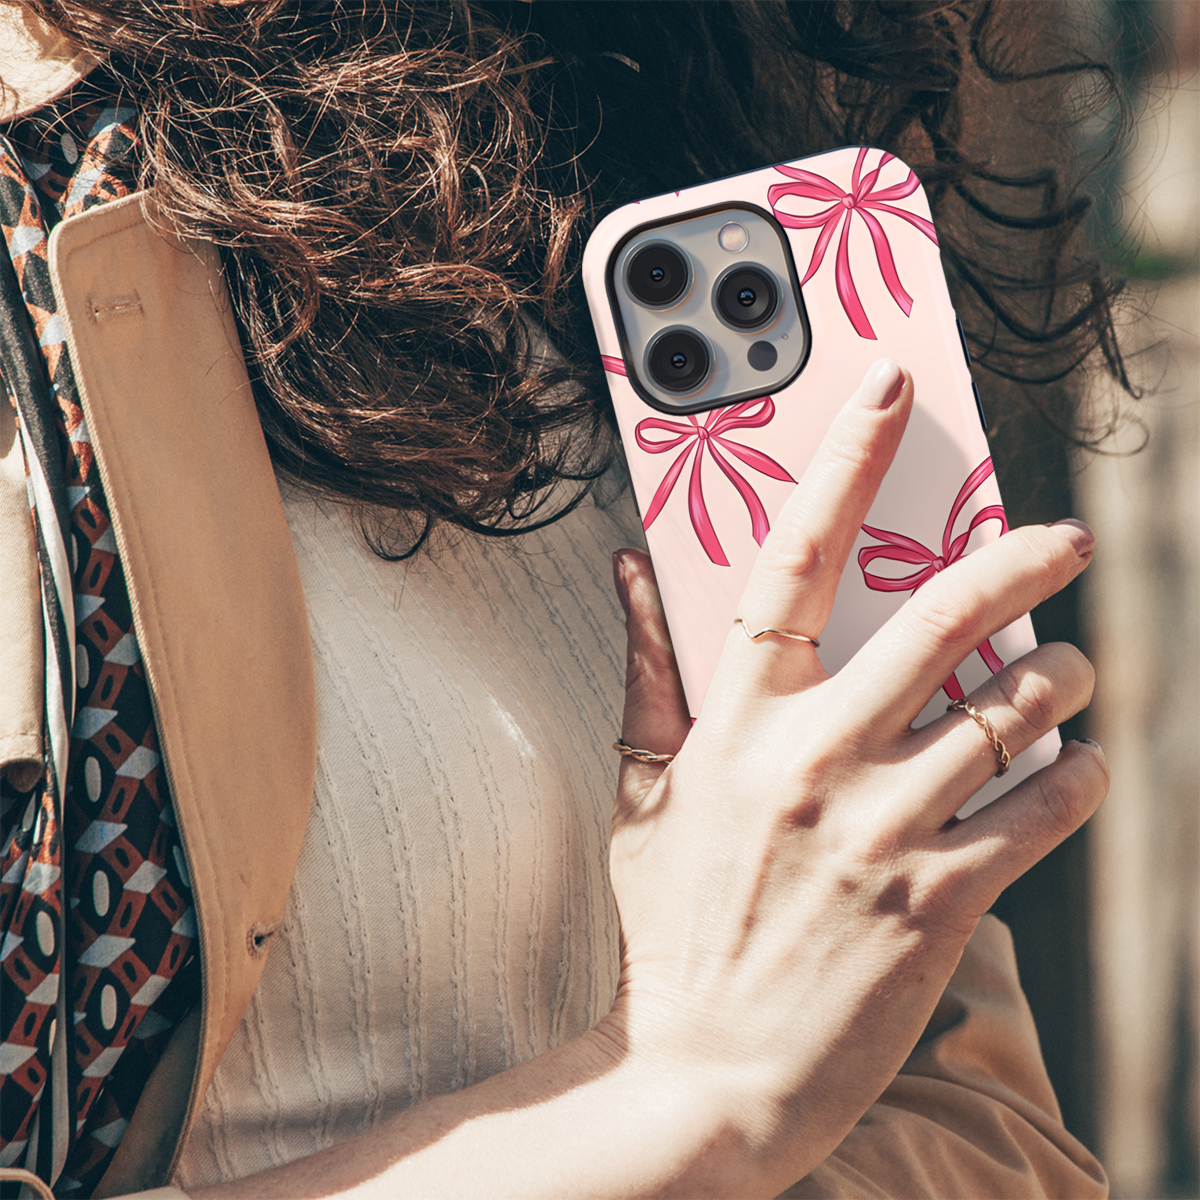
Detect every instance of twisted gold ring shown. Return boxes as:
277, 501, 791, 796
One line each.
947, 697, 1011, 776
613, 738, 675, 765
734, 618, 820, 648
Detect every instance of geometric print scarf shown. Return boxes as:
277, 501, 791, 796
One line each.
0, 82, 198, 1197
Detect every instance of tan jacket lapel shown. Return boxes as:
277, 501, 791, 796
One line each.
46, 192, 317, 1194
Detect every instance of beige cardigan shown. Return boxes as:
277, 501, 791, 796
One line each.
0, 187, 1106, 1200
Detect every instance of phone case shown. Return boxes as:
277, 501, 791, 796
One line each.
584, 146, 1059, 816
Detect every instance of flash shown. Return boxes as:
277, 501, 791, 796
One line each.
717, 221, 748, 252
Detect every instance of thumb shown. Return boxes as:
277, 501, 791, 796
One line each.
612, 549, 692, 818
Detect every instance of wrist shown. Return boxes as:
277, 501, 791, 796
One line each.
586, 1012, 817, 1198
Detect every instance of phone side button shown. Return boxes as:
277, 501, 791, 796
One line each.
956, 317, 972, 367
971, 381, 989, 433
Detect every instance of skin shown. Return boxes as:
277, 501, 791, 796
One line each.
191, 359, 1108, 1199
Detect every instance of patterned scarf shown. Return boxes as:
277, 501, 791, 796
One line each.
0, 84, 199, 1197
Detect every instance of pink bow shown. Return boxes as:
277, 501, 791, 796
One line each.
858, 459, 1008, 701
635, 398, 795, 567
767, 147, 938, 340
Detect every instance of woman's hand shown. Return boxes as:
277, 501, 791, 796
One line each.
188, 360, 1106, 1200
606, 358, 1108, 1195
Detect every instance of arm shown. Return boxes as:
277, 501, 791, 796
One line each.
111, 360, 1108, 1200
111, 924, 1106, 1200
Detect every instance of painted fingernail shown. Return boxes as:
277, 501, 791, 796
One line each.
1048, 518, 1094, 555
612, 551, 631, 618
859, 358, 905, 409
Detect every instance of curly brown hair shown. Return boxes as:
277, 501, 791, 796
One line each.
28, 0, 1130, 555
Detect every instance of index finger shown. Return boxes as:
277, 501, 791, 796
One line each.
727, 359, 912, 697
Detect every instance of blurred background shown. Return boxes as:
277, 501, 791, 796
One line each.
990, 2, 1198, 1197
1081, 1, 1199, 1196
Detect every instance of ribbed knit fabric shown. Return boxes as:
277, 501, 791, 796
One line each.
175, 482, 642, 1187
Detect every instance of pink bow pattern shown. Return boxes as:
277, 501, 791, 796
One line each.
767, 147, 938, 340
635, 399, 795, 567
857, 459, 1008, 701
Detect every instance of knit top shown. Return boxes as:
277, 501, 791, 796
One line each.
176, 481, 641, 1187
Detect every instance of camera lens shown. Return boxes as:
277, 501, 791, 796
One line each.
647, 328, 711, 393
627, 242, 690, 307
715, 265, 778, 329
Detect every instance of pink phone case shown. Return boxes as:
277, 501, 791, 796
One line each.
584, 146, 1059, 817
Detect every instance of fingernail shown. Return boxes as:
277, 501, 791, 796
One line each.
859, 358, 905, 409
1047, 518, 1095, 555
1060, 738, 1102, 760
612, 551, 631, 618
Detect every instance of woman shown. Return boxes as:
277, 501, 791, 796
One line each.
0, 2, 1119, 1196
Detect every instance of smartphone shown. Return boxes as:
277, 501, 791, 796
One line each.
583, 145, 1059, 816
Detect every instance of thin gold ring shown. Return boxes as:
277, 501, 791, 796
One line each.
613, 738, 675, 765
947, 697, 1011, 776
734, 618, 820, 648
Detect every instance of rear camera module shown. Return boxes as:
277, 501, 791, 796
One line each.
715, 264, 779, 330
627, 242, 690, 308
647, 328, 711, 393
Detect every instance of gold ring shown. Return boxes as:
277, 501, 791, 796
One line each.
734, 618, 819, 648
613, 738, 675, 765
947, 698, 1011, 776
